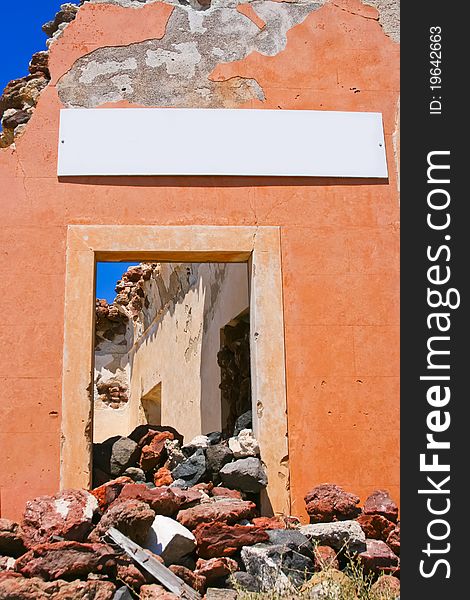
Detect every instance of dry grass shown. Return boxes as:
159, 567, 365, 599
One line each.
233, 551, 399, 600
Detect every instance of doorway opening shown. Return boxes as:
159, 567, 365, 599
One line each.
92, 260, 251, 486
61, 225, 289, 514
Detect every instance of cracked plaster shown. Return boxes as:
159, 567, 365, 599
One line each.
58, 1, 323, 108
364, 0, 399, 42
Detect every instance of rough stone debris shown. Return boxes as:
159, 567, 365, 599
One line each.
88, 499, 156, 545
21, 489, 99, 548
193, 522, 269, 559
300, 520, 367, 553
241, 542, 315, 591
357, 513, 396, 541
144, 515, 196, 565
266, 528, 313, 558
15, 541, 117, 581
358, 539, 399, 575
169, 565, 206, 594
0, 470, 400, 597
0, 576, 117, 600
313, 545, 339, 571
0, 519, 26, 557
176, 498, 258, 530
363, 489, 399, 523
219, 457, 268, 493
228, 429, 260, 459
304, 483, 361, 523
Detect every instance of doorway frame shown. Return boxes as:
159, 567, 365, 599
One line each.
61, 225, 290, 514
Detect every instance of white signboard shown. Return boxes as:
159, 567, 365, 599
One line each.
57, 108, 388, 178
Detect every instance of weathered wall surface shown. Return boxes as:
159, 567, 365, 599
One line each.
0, 0, 399, 519
94, 262, 249, 443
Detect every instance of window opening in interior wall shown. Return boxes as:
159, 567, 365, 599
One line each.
92, 260, 250, 488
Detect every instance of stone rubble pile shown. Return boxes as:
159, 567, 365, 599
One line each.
0, 421, 400, 599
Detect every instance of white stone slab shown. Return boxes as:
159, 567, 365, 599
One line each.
57, 108, 388, 178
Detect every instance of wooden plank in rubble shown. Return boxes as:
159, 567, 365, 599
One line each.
106, 527, 201, 600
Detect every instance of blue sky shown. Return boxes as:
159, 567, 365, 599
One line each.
0, 1, 80, 93
96, 262, 139, 303
0, 2, 136, 304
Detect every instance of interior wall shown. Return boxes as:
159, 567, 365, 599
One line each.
94, 262, 249, 443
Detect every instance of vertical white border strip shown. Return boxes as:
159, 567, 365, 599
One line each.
58, 108, 388, 178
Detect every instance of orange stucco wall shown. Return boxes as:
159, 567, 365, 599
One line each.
0, 0, 399, 520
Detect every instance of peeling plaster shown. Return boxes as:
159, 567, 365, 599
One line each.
363, 0, 399, 42
79, 57, 138, 84
58, 1, 323, 108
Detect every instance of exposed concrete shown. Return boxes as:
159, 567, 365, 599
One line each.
363, 0, 399, 42
58, 1, 323, 108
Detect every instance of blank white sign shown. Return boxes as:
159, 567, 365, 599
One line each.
57, 108, 388, 178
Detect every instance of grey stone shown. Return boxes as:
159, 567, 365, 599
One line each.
109, 437, 140, 476
233, 410, 252, 436
220, 457, 267, 493
182, 435, 209, 458
144, 515, 196, 565
113, 586, 134, 600
229, 571, 260, 593
123, 467, 146, 482
241, 543, 314, 591
171, 448, 207, 487
206, 443, 233, 483
267, 529, 313, 557
300, 520, 366, 553
206, 589, 237, 600
206, 431, 222, 445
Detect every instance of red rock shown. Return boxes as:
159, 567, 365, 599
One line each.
0, 519, 26, 557
154, 467, 173, 487
140, 584, 179, 599
358, 539, 399, 575
313, 545, 339, 571
195, 557, 238, 584
357, 514, 395, 542
370, 574, 400, 596
129, 425, 184, 448
193, 522, 269, 559
91, 477, 133, 511
251, 516, 287, 530
89, 499, 155, 545
21, 489, 98, 548
115, 484, 183, 516
170, 487, 204, 508
0, 575, 116, 599
363, 490, 399, 523
169, 565, 206, 593
14, 541, 116, 581
177, 499, 257, 530
116, 555, 150, 589
304, 484, 360, 523
192, 483, 213, 495
386, 523, 400, 555
140, 432, 174, 472
211, 487, 242, 500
